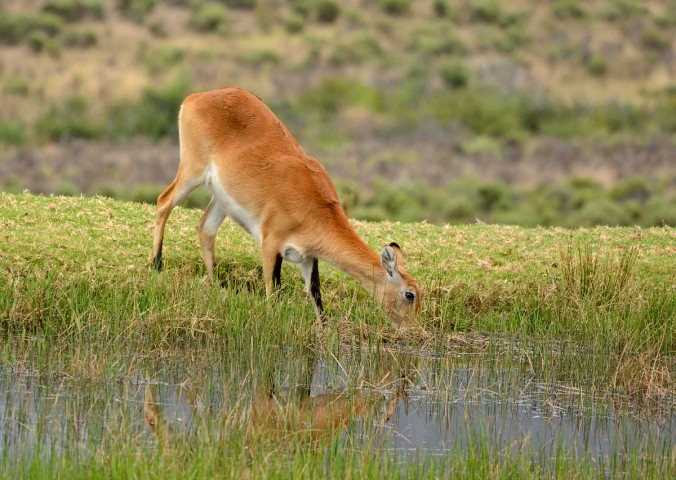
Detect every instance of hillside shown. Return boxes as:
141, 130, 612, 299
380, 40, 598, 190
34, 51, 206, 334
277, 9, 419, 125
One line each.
0, 0, 675, 226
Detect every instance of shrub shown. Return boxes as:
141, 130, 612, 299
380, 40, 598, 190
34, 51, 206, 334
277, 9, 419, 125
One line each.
224, 0, 256, 9
552, 0, 587, 19
329, 33, 384, 66
63, 29, 98, 47
602, 0, 648, 21
586, 53, 608, 76
28, 31, 63, 56
610, 177, 650, 203
148, 19, 168, 37
114, 71, 191, 141
643, 198, 676, 226
189, 2, 231, 34
655, 14, 676, 29
3, 77, 30, 96
589, 101, 647, 134
0, 119, 27, 146
1, 176, 23, 194
139, 44, 185, 73
468, 0, 502, 24
237, 49, 279, 66
641, 28, 671, 52
408, 28, 467, 56
433, 0, 453, 18
431, 89, 529, 141
298, 78, 381, 121
477, 182, 512, 212
0, 13, 63, 45
655, 88, 676, 133
380, 0, 410, 16
569, 200, 632, 227
289, 0, 312, 18
28, 31, 50, 52
42, 0, 105, 22
284, 13, 305, 34
442, 197, 476, 223
117, 0, 156, 23
36, 95, 103, 142
316, 0, 340, 23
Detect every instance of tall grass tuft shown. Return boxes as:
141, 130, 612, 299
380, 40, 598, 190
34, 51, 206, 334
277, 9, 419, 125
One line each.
557, 241, 638, 312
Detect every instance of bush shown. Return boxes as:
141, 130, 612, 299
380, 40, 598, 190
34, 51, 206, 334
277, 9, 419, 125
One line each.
569, 200, 632, 227
430, 89, 528, 141
28, 30, 63, 56
189, 2, 231, 34
440, 61, 470, 89
42, 0, 105, 22
316, 0, 340, 23
36, 95, 103, 142
468, 0, 502, 24
117, 0, 156, 22
284, 13, 305, 34
610, 177, 650, 203
433, 0, 453, 18
109, 71, 191, 141
442, 197, 476, 223
224, 0, 256, 9
643, 198, 676, 226
408, 28, 467, 56
298, 78, 382, 121
0, 15, 28, 45
477, 182, 513, 212
655, 88, 676, 133
237, 49, 279, 66
329, 33, 384, 66
148, 19, 168, 37
552, 0, 587, 19
641, 28, 671, 52
63, 29, 98, 47
139, 44, 185, 73
586, 53, 608, 76
0, 13, 63, 45
3, 77, 30, 96
289, 0, 311, 18
380, 0, 410, 16
602, 0, 648, 21
0, 119, 27, 146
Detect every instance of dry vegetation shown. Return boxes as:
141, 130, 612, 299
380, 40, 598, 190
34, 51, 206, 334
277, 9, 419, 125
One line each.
0, 0, 675, 226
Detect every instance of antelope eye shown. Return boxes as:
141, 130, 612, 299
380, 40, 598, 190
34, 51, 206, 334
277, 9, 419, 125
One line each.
404, 291, 415, 302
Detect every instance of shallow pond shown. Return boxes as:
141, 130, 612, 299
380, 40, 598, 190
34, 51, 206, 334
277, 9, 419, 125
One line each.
1, 339, 675, 472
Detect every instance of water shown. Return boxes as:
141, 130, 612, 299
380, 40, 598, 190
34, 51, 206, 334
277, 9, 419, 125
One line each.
1, 341, 674, 469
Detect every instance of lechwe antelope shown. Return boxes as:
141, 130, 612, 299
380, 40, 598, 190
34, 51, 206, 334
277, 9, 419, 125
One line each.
151, 86, 421, 323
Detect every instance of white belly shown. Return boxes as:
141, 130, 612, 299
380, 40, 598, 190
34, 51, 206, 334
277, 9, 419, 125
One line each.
204, 163, 262, 244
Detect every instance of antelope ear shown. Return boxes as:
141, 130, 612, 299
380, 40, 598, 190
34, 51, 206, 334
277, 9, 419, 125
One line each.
380, 245, 400, 279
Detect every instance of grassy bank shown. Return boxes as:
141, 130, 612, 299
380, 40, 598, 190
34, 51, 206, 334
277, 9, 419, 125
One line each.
1, 192, 675, 478
1, 192, 673, 349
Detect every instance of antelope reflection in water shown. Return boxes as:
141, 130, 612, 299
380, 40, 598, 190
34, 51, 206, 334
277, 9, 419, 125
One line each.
144, 354, 415, 446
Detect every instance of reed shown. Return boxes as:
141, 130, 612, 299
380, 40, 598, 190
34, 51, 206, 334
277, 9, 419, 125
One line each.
1, 192, 674, 478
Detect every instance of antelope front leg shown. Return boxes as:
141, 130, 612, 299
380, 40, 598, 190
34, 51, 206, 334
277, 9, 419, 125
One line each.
300, 257, 326, 325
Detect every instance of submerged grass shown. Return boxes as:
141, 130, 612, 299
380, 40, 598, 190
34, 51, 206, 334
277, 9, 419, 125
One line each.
0, 192, 674, 478
1, 335, 674, 479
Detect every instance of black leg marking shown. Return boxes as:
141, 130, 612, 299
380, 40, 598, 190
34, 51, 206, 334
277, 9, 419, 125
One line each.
272, 254, 283, 292
152, 247, 163, 272
310, 258, 325, 320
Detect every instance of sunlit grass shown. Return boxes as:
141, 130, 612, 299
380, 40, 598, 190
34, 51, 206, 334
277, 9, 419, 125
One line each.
0, 192, 674, 478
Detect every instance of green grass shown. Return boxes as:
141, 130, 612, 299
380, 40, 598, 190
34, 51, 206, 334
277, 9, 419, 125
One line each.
1, 192, 673, 348
1, 192, 674, 478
